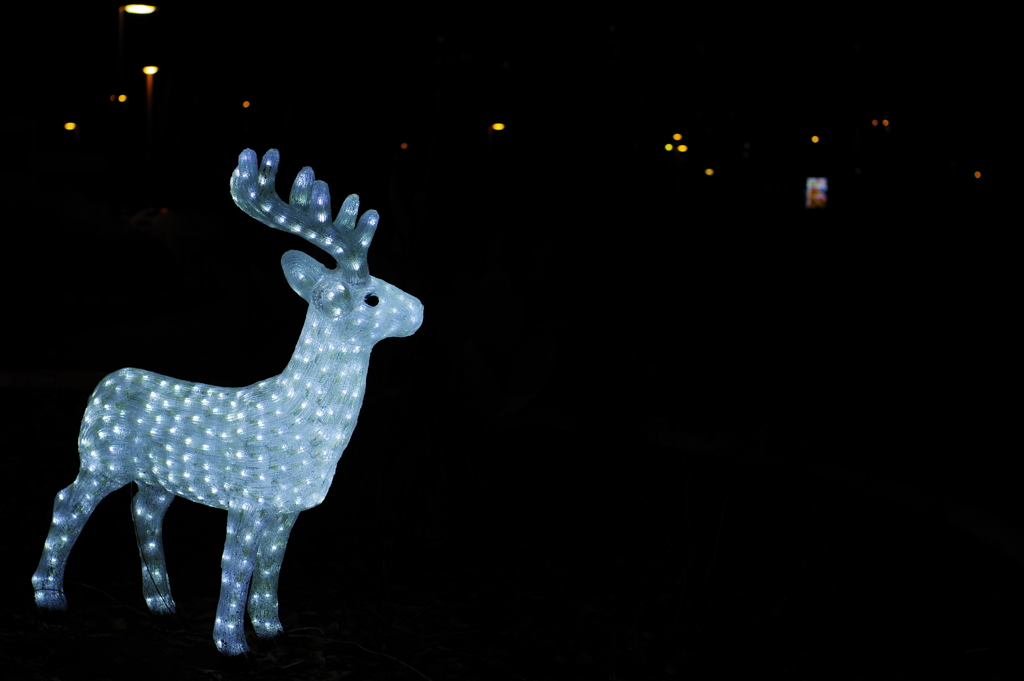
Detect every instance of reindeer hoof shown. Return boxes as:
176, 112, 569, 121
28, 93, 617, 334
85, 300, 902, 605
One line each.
151, 612, 185, 633
36, 607, 68, 631
255, 631, 290, 654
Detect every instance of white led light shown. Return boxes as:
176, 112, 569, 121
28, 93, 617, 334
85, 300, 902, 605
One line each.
32, 148, 423, 656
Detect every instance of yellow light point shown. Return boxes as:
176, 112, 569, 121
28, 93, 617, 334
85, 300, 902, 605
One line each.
664, 143, 673, 151
491, 123, 505, 131
64, 122, 76, 131
125, 5, 157, 14
143, 66, 159, 75
811, 135, 819, 143
118, 94, 127, 102
705, 168, 714, 176
242, 101, 250, 108
882, 119, 889, 127
872, 119, 878, 126
974, 171, 981, 178
677, 144, 688, 152
672, 133, 682, 141
400, 142, 408, 149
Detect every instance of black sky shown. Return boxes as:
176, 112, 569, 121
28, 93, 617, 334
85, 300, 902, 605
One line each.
9, 6, 1007, 178
0, 5, 1012, 457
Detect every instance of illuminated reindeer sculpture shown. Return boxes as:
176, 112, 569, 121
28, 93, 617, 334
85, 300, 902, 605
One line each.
32, 149, 424, 655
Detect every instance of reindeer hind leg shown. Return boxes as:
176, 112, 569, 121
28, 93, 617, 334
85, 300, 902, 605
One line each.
31, 468, 127, 622
132, 483, 182, 629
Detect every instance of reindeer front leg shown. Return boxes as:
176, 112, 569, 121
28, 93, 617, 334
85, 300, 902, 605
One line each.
214, 508, 263, 655
132, 484, 178, 619
248, 512, 298, 641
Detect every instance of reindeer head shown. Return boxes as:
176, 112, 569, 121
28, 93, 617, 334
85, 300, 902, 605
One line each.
230, 149, 422, 342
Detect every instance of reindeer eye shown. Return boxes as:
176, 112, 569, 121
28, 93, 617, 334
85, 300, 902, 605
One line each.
364, 294, 379, 307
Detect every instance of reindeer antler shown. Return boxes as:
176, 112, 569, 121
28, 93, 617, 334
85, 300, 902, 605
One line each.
230, 148, 377, 283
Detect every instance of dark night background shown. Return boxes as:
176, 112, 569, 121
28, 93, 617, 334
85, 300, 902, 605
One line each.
0, 5, 1017, 680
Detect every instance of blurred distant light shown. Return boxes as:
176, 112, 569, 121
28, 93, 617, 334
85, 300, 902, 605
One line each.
871, 119, 878, 126
64, 122, 76, 131
242, 100, 250, 108
491, 123, 505, 131
142, 65, 158, 75
118, 94, 127, 102
125, 5, 157, 14
400, 142, 409, 149
704, 168, 714, 176
677, 144, 688, 152
110, 94, 116, 102
805, 177, 828, 209
882, 119, 889, 127
743, 142, 750, 149
664, 143, 673, 151
974, 171, 981, 178
672, 133, 682, 141
855, 167, 862, 174
811, 135, 820, 143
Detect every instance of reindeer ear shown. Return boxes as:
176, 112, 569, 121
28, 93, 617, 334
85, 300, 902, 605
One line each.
281, 250, 328, 302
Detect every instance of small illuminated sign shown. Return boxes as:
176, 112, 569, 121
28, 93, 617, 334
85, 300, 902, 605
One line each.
805, 177, 828, 209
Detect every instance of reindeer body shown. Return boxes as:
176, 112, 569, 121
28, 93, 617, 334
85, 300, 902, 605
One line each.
32, 149, 423, 655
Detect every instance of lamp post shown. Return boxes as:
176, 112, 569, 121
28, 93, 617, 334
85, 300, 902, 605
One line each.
117, 5, 157, 101
143, 66, 158, 157
64, 122, 79, 150
487, 122, 504, 170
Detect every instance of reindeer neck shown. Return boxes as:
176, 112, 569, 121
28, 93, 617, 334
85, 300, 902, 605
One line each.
267, 309, 374, 429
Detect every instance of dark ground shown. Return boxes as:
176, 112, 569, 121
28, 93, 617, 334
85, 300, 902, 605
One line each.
1, 382, 1021, 680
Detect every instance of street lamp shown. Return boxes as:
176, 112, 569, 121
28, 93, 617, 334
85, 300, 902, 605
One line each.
143, 65, 158, 156
487, 122, 505, 156
117, 5, 158, 100
65, 122, 80, 149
